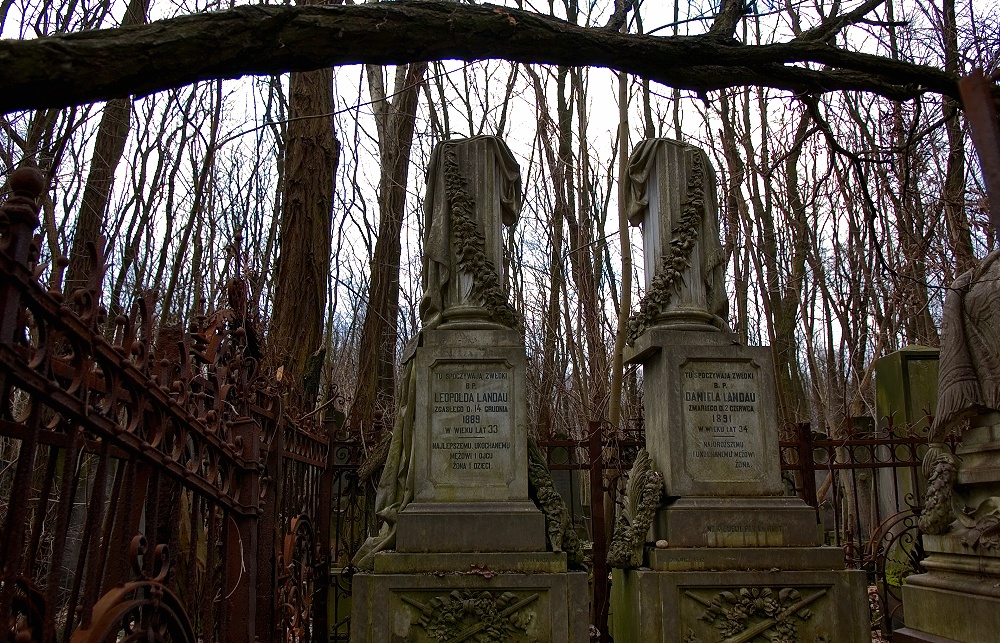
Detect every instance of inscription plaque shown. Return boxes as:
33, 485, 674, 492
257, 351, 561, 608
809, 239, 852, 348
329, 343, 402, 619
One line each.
428, 360, 515, 489
681, 358, 765, 483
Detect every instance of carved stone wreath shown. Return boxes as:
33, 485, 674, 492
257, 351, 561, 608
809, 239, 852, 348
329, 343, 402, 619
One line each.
691, 586, 828, 643
402, 589, 538, 642
626, 151, 706, 342
442, 146, 518, 329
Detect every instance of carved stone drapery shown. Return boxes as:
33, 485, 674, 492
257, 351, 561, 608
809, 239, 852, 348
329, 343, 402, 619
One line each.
624, 139, 729, 340
419, 136, 520, 330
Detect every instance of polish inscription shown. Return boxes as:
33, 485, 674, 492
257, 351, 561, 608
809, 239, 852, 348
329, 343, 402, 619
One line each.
681, 360, 764, 482
429, 361, 514, 488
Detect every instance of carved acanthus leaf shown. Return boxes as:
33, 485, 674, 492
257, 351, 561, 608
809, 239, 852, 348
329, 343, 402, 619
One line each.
608, 448, 664, 568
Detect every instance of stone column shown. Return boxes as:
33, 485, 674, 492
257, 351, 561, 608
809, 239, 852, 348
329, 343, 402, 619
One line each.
419, 136, 520, 330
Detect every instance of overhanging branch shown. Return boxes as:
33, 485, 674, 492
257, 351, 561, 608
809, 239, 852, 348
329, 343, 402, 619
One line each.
0, 1, 960, 112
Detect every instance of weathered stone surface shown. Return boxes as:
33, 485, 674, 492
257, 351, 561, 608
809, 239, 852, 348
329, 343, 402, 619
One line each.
611, 568, 868, 643
420, 136, 520, 329
649, 546, 844, 571
352, 136, 586, 642
631, 331, 783, 497
352, 570, 589, 643
875, 345, 939, 432
624, 139, 728, 336
373, 551, 568, 574
396, 502, 546, 553
411, 328, 531, 503
653, 497, 821, 547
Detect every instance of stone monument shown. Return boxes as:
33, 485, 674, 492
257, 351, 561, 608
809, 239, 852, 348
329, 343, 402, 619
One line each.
610, 138, 867, 643
351, 136, 588, 643
896, 249, 1000, 643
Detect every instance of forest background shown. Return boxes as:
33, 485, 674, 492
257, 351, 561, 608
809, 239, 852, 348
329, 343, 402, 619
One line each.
1, 0, 997, 442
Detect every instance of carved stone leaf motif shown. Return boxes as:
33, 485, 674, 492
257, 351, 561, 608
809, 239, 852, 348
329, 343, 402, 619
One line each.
404, 590, 538, 643
693, 586, 827, 643
608, 448, 664, 568
527, 436, 585, 565
442, 147, 518, 329
626, 150, 706, 342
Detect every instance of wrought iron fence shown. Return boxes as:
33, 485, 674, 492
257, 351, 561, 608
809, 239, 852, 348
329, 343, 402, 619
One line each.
778, 422, 960, 637
0, 168, 346, 643
536, 420, 645, 643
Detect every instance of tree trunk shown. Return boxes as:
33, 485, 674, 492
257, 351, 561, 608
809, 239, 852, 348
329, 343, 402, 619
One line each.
267, 31, 339, 392
349, 61, 427, 431
64, 0, 149, 294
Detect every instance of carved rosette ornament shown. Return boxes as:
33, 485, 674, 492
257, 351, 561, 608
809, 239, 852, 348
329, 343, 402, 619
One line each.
401, 590, 538, 642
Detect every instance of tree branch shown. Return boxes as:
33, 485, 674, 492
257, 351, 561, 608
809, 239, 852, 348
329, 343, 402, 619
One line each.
0, 1, 960, 112
796, 0, 886, 43
708, 0, 749, 40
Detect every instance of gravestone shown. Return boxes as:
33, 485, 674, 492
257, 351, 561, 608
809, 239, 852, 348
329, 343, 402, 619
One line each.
611, 139, 867, 643
896, 250, 1000, 643
351, 136, 588, 643
875, 345, 939, 433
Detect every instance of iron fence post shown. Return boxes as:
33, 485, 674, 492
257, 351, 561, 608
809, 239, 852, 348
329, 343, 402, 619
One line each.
797, 423, 819, 508
588, 422, 610, 643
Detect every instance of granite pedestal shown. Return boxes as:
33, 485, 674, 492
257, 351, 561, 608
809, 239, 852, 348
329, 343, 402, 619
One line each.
612, 331, 867, 642
897, 415, 1000, 643
351, 331, 587, 642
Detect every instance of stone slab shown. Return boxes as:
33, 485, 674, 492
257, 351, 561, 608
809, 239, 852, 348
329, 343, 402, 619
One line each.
901, 582, 1000, 643
351, 570, 589, 642
411, 329, 532, 504
653, 496, 822, 547
874, 345, 938, 432
611, 567, 868, 643
625, 329, 738, 364
649, 546, 845, 571
396, 502, 546, 552
630, 332, 783, 496
374, 551, 567, 574
893, 628, 963, 643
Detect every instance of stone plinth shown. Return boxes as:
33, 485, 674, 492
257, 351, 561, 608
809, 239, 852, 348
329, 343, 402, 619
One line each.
653, 497, 821, 548
612, 567, 868, 643
898, 415, 1000, 643
352, 557, 588, 643
627, 330, 782, 498
897, 534, 1000, 643
613, 324, 868, 642
410, 329, 531, 503
399, 328, 546, 551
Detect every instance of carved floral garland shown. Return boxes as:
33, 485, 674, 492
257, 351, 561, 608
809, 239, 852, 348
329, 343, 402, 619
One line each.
442, 147, 518, 328
696, 586, 826, 643
408, 590, 536, 642
626, 151, 706, 342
